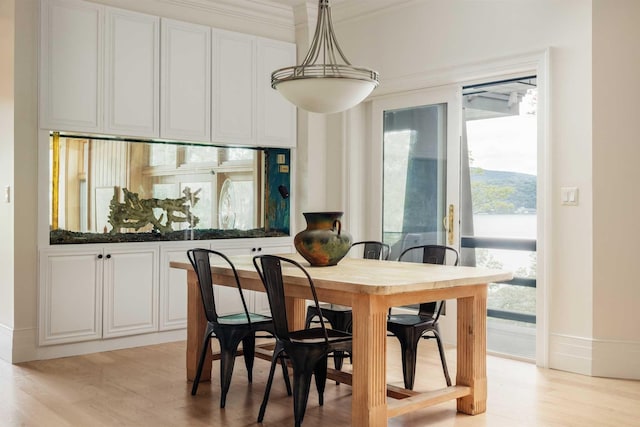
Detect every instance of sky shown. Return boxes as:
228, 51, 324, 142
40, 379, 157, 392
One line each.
466, 114, 537, 176
465, 90, 538, 176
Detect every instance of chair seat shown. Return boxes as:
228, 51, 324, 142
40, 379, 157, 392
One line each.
387, 313, 436, 327
218, 312, 273, 325
290, 327, 352, 344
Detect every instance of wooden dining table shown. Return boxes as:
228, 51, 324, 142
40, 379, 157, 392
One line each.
170, 253, 512, 427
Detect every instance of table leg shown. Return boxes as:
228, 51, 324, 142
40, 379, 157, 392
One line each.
186, 270, 212, 382
285, 296, 306, 330
351, 295, 388, 427
456, 285, 488, 414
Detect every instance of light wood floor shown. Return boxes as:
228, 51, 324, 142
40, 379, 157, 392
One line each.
1, 339, 639, 426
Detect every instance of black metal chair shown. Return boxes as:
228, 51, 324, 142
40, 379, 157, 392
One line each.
187, 248, 290, 408
387, 244, 458, 390
349, 240, 391, 261
304, 240, 389, 370
253, 255, 352, 427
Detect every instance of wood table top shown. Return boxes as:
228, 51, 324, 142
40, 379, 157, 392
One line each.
170, 253, 512, 296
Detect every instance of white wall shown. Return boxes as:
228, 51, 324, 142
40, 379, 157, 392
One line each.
592, 0, 640, 379
328, 0, 600, 375
0, 0, 16, 361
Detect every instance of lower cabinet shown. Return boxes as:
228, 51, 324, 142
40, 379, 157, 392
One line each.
102, 247, 158, 338
211, 240, 293, 316
40, 238, 292, 346
39, 245, 158, 345
157, 238, 293, 330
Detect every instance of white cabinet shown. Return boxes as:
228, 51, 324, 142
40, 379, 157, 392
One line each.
256, 37, 297, 148
211, 239, 293, 316
212, 29, 255, 145
158, 243, 194, 331
39, 248, 103, 345
39, 0, 295, 147
161, 19, 211, 142
212, 30, 296, 148
104, 8, 159, 137
102, 247, 159, 338
39, 245, 159, 345
39, 0, 103, 132
39, 0, 160, 137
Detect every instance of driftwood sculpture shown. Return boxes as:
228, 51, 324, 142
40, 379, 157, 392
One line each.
108, 187, 200, 234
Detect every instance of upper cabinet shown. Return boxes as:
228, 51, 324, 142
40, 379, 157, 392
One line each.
256, 37, 297, 148
212, 30, 297, 148
212, 29, 255, 146
40, 0, 103, 133
40, 0, 159, 138
104, 8, 159, 138
160, 19, 211, 142
39, 0, 296, 148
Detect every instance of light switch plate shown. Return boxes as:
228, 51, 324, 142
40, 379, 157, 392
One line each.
4, 185, 9, 203
561, 187, 578, 206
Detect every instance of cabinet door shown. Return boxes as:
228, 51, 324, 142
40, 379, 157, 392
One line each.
212, 29, 255, 145
103, 247, 159, 338
39, 0, 103, 132
212, 241, 293, 316
256, 38, 296, 148
159, 245, 192, 331
104, 8, 159, 137
208, 245, 255, 316
161, 19, 211, 142
39, 250, 103, 345
251, 243, 294, 315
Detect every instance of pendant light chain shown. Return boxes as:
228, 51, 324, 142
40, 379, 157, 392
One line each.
271, 0, 379, 113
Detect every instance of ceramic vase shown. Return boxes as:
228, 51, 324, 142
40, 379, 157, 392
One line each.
294, 211, 352, 266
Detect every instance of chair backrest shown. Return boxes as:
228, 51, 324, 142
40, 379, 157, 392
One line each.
253, 255, 329, 344
398, 244, 459, 266
350, 240, 391, 260
187, 248, 251, 324
397, 245, 459, 318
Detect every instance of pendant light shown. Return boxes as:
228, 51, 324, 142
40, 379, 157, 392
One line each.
271, 0, 379, 114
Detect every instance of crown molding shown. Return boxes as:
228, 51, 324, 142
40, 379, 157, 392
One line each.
330, 0, 418, 24
157, 0, 295, 31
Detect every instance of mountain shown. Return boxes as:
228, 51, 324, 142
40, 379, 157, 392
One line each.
470, 168, 536, 213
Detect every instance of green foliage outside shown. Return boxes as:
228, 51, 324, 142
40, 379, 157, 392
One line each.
471, 167, 536, 214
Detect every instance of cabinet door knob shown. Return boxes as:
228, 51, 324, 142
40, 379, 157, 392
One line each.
97, 254, 103, 259
257, 247, 262, 252
106, 254, 111, 259
251, 247, 256, 252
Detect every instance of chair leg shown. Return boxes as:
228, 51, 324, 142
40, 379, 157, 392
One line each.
217, 332, 244, 408
280, 354, 292, 396
313, 356, 328, 406
330, 315, 352, 371
288, 352, 320, 427
191, 328, 213, 396
242, 334, 256, 383
395, 332, 420, 390
257, 347, 285, 423
432, 329, 452, 387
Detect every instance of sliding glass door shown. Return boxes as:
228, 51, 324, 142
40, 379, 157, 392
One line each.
372, 87, 461, 260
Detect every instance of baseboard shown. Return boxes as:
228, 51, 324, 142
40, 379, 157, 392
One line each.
4, 327, 188, 363
548, 333, 593, 376
591, 338, 640, 380
12, 327, 38, 362
0, 323, 13, 362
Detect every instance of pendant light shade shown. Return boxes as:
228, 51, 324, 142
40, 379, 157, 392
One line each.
271, 0, 379, 114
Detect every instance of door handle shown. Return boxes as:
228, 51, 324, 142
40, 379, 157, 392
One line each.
443, 204, 455, 245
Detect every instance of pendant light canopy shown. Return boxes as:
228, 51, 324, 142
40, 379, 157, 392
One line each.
271, 0, 379, 114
